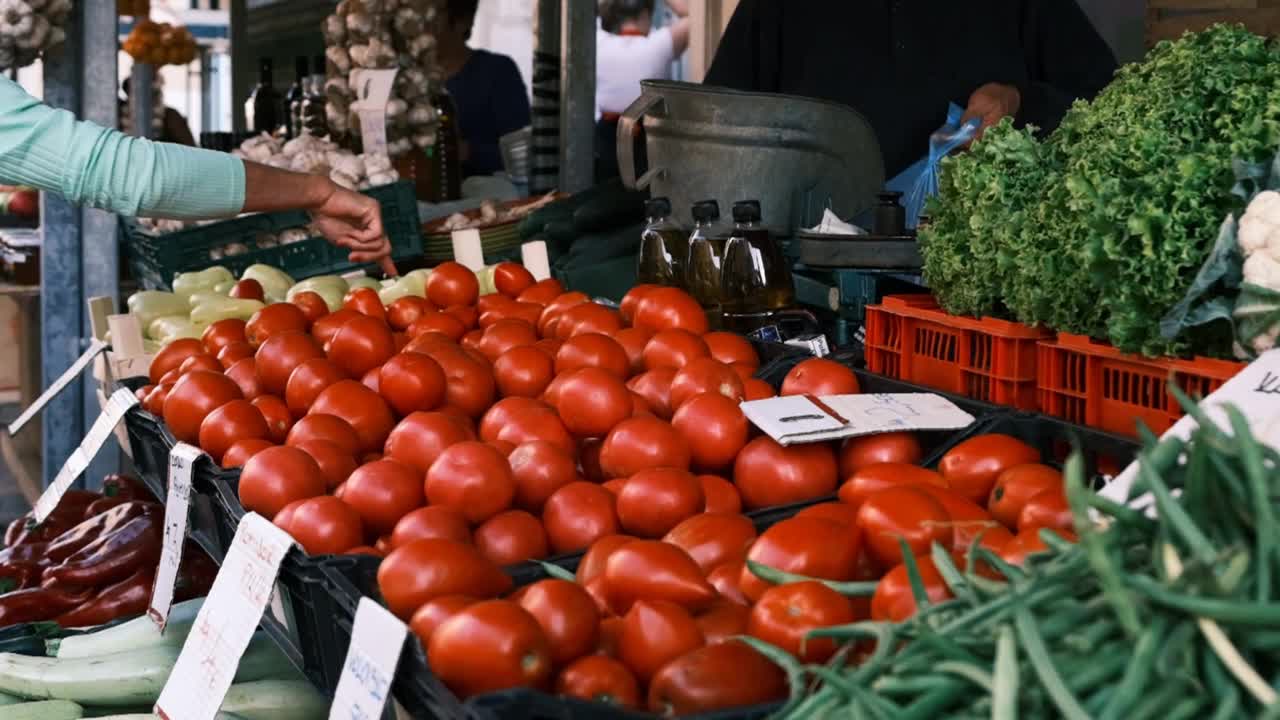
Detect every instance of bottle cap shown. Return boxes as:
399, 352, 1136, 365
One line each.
691, 200, 720, 223
645, 197, 672, 219
732, 200, 762, 224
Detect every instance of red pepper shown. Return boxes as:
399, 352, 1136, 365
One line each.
54, 567, 155, 628
82, 496, 132, 520
175, 543, 218, 602
0, 562, 43, 591
42, 514, 162, 589
5, 490, 102, 547
45, 501, 161, 564
0, 587, 95, 628
0, 540, 50, 566
101, 474, 149, 501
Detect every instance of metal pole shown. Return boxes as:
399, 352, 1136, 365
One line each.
130, 63, 155, 139
529, 0, 561, 195
229, 0, 249, 134
558, 0, 595, 194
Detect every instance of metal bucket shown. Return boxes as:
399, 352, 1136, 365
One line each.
618, 80, 885, 234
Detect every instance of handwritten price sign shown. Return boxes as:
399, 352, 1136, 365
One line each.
329, 598, 407, 720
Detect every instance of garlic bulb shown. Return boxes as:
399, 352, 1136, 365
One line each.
325, 45, 352, 76
323, 14, 346, 45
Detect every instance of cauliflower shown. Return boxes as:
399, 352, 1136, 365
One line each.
1239, 191, 1280, 257
1244, 251, 1280, 289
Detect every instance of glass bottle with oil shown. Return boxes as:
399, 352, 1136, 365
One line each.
683, 200, 727, 326
636, 197, 686, 287
720, 200, 797, 334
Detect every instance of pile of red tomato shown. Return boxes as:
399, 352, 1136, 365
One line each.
136, 264, 1076, 716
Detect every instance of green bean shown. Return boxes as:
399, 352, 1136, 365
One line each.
1128, 679, 1194, 720
1099, 613, 1170, 720
848, 683, 902, 720
934, 661, 994, 692
896, 679, 968, 720
1064, 647, 1130, 695
1241, 631, 1280, 652
1013, 603, 1089, 720
744, 560, 879, 596
870, 675, 955, 696
1083, 685, 1116, 716
1156, 620, 1199, 678
1162, 697, 1209, 720
1139, 455, 1218, 567
992, 625, 1017, 720
930, 543, 977, 606
1060, 614, 1121, 654
1227, 406, 1278, 604
1208, 687, 1242, 720
1129, 574, 1280, 626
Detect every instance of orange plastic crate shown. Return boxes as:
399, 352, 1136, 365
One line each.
864, 295, 1052, 410
1037, 333, 1245, 438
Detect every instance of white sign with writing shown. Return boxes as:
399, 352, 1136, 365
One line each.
328, 598, 408, 720
7, 337, 109, 436
149, 442, 203, 631
742, 393, 976, 446
350, 68, 399, 159
451, 229, 485, 271
32, 388, 139, 523
521, 241, 551, 281
154, 513, 295, 720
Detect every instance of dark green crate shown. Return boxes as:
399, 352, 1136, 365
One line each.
121, 181, 423, 290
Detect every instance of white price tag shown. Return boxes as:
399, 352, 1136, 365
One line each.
32, 388, 139, 523
521, 241, 552, 281
154, 513, 295, 720
742, 392, 976, 446
451, 229, 486, 271
7, 338, 109, 436
149, 442, 203, 631
351, 69, 399, 159
328, 598, 408, 720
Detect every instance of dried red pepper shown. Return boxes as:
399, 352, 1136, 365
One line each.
42, 514, 162, 588
54, 566, 156, 628
0, 587, 95, 628
5, 489, 102, 547
43, 501, 161, 564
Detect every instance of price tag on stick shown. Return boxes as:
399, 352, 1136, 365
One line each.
149, 442, 203, 631
328, 598, 408, 720
350, 68, 399, 159
32, 388, 139, 523
7, 337, 109, 436
154, 513, 294, 720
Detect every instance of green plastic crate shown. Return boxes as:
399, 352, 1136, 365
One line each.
121, 181, 422, 290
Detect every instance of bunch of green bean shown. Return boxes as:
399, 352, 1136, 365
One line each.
751, 388, 1280, 720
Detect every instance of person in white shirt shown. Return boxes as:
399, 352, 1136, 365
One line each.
595, 0, 689, 180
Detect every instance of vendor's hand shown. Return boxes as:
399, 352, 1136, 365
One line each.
310, 183, 399, 277
961, 83, 1021, 141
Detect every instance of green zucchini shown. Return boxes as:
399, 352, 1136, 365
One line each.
50, 600, 205, 658
0, 700, 83, 719
219, 680, 326, 720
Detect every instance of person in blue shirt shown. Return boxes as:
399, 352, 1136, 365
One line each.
439, 0, 532, 179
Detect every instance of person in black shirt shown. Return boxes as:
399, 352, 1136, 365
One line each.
705, 1, 1118, 178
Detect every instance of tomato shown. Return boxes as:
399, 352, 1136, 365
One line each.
698, 475, 741, 514
426, 262, 480, 307
837, 463, 948, 509
281, 496, 364, 555
493, 262, 536, 298
290, 291, 330, 327
420, 346, 496, 419
556, 655, 640, 709
471, 510, 546, 565
604, 540, 717, 614
538, 292, 590, 337
444, 304, 480, 331
178, 354, 223, 376
221, 438, 274, 469
517, 278, 565, 306
378, 413, 472, 480
580, 438, 605, 482
856, 486, 952, 569
870, 556, 954, 622
663, 512, 756, 574
542, 482, 620, 554
1000, 527, 1075, 567
613, 327, 654, 375
493, 345, 555, 398
158, 368, 182, 386
577, 535, 634, 584
460, 329, 484, 354
647, 640, 787, 716
309, 380, 395, 453
290, 439, 357, 491
163, 370, 243, 444
509, 441, 581, 512
733, 436, 838, 510
428, 599, 552, 699
246, 303, 309, 347
707, 561, 748, 606
406, 312, 467, 341
794, 501, 860, 527
324, 314, 395, 378
386, 296, 433, 331
780, 358, 860, 397
238, 446, 327, 519
518, 578, 600, 666
477, 318, 539, 361
923, 486, 1011, 558
224, 358, 262, 400
201, 319, 248, 355
409, 595, 475, 647
286, 414, 361, 455
342, 459, 426, 535
386, 507, 469, 549
343, 287, 387, 323
630, 392, 654, 416
426, 441, 516, 525
618, 285, 658, 324
599, 416, 691, 478
988, 464, 1063, 529
748, 581, 856, 662
480, 397, 553, 441
557, 302, 624, 340
251, 395, 293, 444
378, 352, 446, 416
616, 599, 703, 684
626, 367, 677, 419
602, 478, 628, 495
1017, 488, 1073, 533
938, 434, 1041, 505
534, 337, 563, 358
483, 400, 575, 457
642, 329, 710, 371
310, 309, 361, 346
694, 601, 750, 645
254, 330, 325, 396
739, 517, 861, 603
229, 278, 265, 301
633, 287, 709, 335
149, 338, 205, 384
378, 537, 514, 618
283, 358, 347, 417
671, 394, 749, 472
838, 432, 924, 479
555, 367, 632, 438
555, 333, 631, 379
615, 468, 705, 538
702, 332, 759, 370
671, 360, 746, 413
216, 342, 255, 369
198, 399, 269, 465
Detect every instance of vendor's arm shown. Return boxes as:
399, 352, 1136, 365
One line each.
1009, 0, 1116, 133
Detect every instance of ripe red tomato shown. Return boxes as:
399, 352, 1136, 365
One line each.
201, 319, 248, 356
493, 262, 536, 298
838, 432, 924, 479
292, 439, 357, 490
920, 485, 1014, 557
406, 312, 467, 341
283, 358, 346, 417
290, 291, 330, 327
420, 346, 496, 419
988, 464, 1063, 529
427, 600, 552, 698
780, 358, 860, 397
518, 578, 600, 666
733, 436, 838, 510
695, 601, 750, 645
615, 468, 704, 538
246, 303, 309, 347
556, 656, 640, 709
280, 496, 364, 555
577, 535, 634, 585
224, 358, 262, 400
538, 292, 590, 338
1017, 489, 1073, 534
557, 302, 624, 339
343, 287, 387, 323
427, 262, 480, 307
707, 562, 748, 606
250, 395, 293, 444
647, 640, 787, 716
229, 278, 265, 301
149, 338, 205, 384
671, 394, 749, 472
938, 434, 1041, 505
342, 458, 426, 535
198, 399, 269, 465
460, 328, 485, 354
216, 342, 255, 369
390, 505, 472, 548
748, 581, 857, 662
542, 482, 620, 555
555, 333, 631, 379
613, 327, 654, 376
663, 512, 756, 574
221, 438, 274, 469
444, 304, 480, 331
163, 370, 243, 444
482, 399, 575, 457
286, 413, 361, 455
238, 446, 327, 519
480, 397, 553, 440
702, 332, 759, 370
493, 346, 556, 398
739, 517, 861, 603
517, 278, 565, 306
473, 510, 549, 566
626, 367, 677, 420
509, 441, 582, 512
837, 463, 948, 509
325, 314, 395, 378
1000, 526, 1076, 566
669, 359, 745, 410
604, 540, 717, 614
310, 309, 360, 346
698, 475, 742, 514
386, 296, 433, 331
619, 285, 659, 325
177, 354, 222, 376
477, 319, 539, 361
425, 442, 516, 525
618, 599, 704, 683
309, 380, 395, 453
555, 367, 633, 438
254, 331, 325, 396
599, 416, 691, 478
378, 352, 447, 416
409, 594, 475, 648
856, 486, 952, 569
871, 556, 954, 622
642, 330, 710, 371
633, 287, 709, 335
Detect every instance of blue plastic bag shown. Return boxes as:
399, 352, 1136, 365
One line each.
885, 103, 981, 228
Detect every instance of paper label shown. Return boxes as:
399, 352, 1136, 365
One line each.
7, 337, 109, 436
521, 241, 551, 281
786, 334, 831, 358
1101, 349, 1280, 508
451, 229, 485, 271
32, 388, 138, 523
149, 442, 202, 631
328, 598, 408, 720
154, 513, 294, 720
351, 69, 398, 159
742, 392, 976, 446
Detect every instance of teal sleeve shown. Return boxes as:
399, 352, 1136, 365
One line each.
0, 76, 245, 220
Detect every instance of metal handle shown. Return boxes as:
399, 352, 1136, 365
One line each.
617, 93, 664, 190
